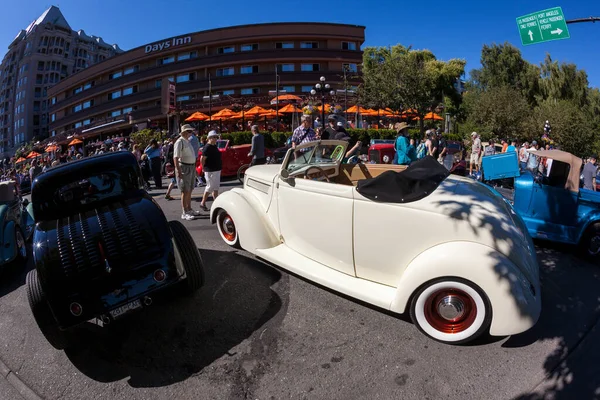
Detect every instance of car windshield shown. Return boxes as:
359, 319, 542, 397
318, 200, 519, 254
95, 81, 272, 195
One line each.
216, 140, 228, 149
285, 142, 346, 174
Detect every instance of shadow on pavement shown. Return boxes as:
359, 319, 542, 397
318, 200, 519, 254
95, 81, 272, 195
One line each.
0, 244, 34, 298
64, 248, 285, 388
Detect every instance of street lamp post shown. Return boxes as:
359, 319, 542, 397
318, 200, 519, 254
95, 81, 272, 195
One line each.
310, 76, 335, 129
275, 70, 280, 132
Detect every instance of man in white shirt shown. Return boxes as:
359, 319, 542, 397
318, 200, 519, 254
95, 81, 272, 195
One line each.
174, 124, 200, 220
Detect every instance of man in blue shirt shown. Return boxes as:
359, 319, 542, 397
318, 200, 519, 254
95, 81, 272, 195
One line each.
583, 155, 597, 191
506, 139, 517, 153
144, 139, 163, 189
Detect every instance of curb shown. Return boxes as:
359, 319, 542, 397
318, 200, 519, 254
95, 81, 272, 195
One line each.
0, 357, 42, 400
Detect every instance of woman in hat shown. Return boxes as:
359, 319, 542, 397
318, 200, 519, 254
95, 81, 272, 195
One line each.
392, 122, 413, 165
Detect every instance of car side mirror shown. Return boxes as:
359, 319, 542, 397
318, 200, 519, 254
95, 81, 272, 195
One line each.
280, 168, 294, 185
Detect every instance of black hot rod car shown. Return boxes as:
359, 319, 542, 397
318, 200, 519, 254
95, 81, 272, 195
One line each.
26, 151, 204, 349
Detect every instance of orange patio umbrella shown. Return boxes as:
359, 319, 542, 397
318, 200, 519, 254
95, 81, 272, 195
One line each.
346, 105, 369, 114
415, 112, 444, 121
362, 108, 379, 116
244, 106, 268, 117
27, 151, 41, 159
401, 108, 419, 116
185, 112, 209, 122
278, 104, 302, 113
45, 144, 59, 152
259, 110, 278, 118
211, 108, 237, 120
316, 104, 332, 113
69, 138, 83, 146
270, 94, 302, 104
15, 157, 26, 164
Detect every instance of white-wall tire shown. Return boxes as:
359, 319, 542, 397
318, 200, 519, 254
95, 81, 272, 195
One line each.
216, 209, 240, 248
410, 278, 492, 345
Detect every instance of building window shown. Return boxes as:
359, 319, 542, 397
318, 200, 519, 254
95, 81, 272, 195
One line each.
83, 119, 92, 126
155, 79, 162, 88
51, 96, 56, 105
216, 67, 234, 77
51, 113, 55, 122
157, 56, 175, 66
176, 72, 195, 83
240, 88, 259, 95
74, 122, 82, 129
124, 65, 139, 75
282, 85, 295, 93
276, 42, 294, 49
241, 43, 258, 52
178, 51, 197, 61
110, 109, 122, 117
73, 104, 82, 112
301, 42, 318, 49
218, 90, 235, 96
37, 61, 44, 71
277, 64, 295, 72
301, 86, 313, 92
177, 95, 191, 101
217, 46, 235, 54
122, 86, 137, 96
83, 81, 93, 90
73, 86, 83, 95
83, 100, 92, 109
342, 41, 357, 50
109, 90, 121, 100
240, 65, 258, 74
123, 106, 136, 114
301, 63, 320, 72
51, 130, 56, 137
343, 63, 358, 73
109, 71, 122, 80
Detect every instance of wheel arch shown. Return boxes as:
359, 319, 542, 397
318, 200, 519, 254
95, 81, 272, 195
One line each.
575, 212, 600, 243
389, 241, 541, 336
211, 189, 279, 251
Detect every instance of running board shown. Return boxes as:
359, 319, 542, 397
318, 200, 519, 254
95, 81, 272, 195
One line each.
255, 244, 397, 311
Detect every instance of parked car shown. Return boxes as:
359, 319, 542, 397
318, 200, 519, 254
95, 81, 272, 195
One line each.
196, 139, 274, 178
26, 152, 205, 350
484, 149, 600, 260
210, 140, 540, 345
0, 180, 34, 270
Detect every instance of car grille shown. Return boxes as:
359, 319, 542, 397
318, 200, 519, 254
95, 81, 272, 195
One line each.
369, 150, 380, 163
55, 201, 154, 281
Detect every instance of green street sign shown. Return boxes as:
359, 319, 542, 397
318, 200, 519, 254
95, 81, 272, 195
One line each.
516, 7, 570, 45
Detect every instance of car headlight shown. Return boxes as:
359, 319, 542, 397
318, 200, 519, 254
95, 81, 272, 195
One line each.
383, 155, 390, 163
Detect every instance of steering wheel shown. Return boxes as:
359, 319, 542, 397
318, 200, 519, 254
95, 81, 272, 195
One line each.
304, 166, 330, 182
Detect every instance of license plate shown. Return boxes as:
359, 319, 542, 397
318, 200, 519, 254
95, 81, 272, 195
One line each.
109, 299, 142, 319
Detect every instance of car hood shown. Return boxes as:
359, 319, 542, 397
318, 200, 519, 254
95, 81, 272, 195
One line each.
400, 175, 538, 285
245, 164, 281, 183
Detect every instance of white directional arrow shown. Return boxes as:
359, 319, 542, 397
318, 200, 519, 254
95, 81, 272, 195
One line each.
551, 28, 563, 35
528, 30, 534, 41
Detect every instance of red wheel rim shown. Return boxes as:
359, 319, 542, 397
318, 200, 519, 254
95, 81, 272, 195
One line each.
220, 213, 236, 242
423, 288, 477, 334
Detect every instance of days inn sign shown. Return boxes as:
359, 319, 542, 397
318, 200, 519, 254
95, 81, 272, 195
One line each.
145, 36, 192, 53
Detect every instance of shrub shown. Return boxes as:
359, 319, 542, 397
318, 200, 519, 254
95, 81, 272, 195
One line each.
130, 129, 164, 149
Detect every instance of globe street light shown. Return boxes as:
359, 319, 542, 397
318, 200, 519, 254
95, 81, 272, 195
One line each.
311, 76, 335, 128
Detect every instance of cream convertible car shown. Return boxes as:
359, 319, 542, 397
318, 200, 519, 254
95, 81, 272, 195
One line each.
211, 140, 541, 344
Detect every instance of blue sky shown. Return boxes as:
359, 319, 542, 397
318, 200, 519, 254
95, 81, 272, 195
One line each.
2, 1, 600, 86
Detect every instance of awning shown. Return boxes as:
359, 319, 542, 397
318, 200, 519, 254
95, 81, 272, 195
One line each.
81, 119, 126, 134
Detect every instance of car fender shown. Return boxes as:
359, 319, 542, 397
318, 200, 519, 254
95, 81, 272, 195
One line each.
389, 241, 541, 336
22, 202, 35, 240
211, 189, 279, 251
1, 220, 17, 263
575, 210, 600, 243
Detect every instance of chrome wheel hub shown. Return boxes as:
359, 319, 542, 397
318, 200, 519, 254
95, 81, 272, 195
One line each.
437, 296, 466, 321
589, 236, 600, 255
222, 217, 235, 235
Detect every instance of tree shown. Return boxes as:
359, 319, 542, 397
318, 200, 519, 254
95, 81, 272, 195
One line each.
525, 99, 594, 157
539, 54, 589, 108
360, 44, 465, 134
466, 86, 530, 140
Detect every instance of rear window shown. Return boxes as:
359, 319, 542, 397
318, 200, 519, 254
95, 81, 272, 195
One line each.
34, 165, 142, 220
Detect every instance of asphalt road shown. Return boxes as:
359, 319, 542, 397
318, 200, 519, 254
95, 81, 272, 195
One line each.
0, 178, 599, 400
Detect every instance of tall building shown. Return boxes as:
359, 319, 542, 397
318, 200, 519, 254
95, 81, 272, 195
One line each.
0, 6, 123, 155
48, 23, 364, 140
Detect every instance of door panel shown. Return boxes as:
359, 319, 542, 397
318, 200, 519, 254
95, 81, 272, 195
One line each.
525, 184, 578, 242
277, 177, 355, 276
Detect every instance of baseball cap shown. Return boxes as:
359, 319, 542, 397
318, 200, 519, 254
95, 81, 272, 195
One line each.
207, 130, 219, 138
531, 140, 538, 145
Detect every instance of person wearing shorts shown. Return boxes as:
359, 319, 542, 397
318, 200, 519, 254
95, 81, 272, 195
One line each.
469, 132, 481, 175
200, 130, 222, 212
174, 124, 201, 220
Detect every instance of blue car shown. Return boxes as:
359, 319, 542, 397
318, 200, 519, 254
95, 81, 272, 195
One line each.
0, 180, 34, 269
482, 149, 600, 259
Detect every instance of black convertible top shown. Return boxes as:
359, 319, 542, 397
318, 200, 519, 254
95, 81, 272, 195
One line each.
356, 156, 450, 203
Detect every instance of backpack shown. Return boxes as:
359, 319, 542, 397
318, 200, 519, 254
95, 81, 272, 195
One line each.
416, 143, 427, 159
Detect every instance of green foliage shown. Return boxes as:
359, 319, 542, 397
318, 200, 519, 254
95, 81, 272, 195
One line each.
539, 54, 589, 108
360, 44, 465, 134
130, 129, 163, 149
